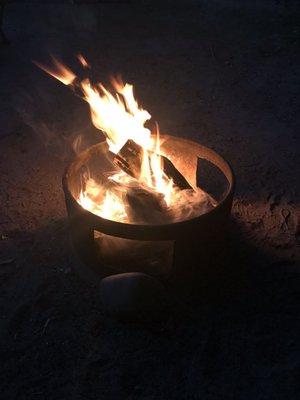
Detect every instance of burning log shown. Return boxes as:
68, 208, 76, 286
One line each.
125, 186, 171, 224
113, 139, 193, 190
82, 170, 170, 224
107, 138, 195, 223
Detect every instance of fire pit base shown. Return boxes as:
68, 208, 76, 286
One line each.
63, 135, 235, 280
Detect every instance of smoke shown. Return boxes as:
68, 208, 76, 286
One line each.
13, 84, 95, 161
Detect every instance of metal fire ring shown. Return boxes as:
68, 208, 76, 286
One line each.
62, 135, 235, 277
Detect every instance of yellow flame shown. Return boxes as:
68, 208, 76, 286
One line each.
79, 177, 127, 221
35, 56, 76, 85
39, 58, 178, 220
79, 72, 176, 211
77, 53, 90, 68
80, 79, 152, 154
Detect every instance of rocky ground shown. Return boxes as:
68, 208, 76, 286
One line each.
0, 1, 299, 399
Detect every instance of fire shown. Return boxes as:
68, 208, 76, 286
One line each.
80, 77, 176, 212
38, 56, 214, 223
38, 56, 179, 220
34, 56, 76, 86
77, 53, 90, 68
80, 78, 152, 154
79, 177, 127, 222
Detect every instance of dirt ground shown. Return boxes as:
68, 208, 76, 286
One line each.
0, 1, 299, 399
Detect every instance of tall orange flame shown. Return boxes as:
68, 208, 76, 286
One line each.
37, 57, 213, 223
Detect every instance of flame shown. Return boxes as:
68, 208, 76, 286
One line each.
34, 56, 76, 85
37, 57, 213, 223
80, 79, 152, 154
77, 53, 90, 68
79, 177, 127, 222
78, 76, 176, 210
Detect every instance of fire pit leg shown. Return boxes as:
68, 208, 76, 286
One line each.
68, 213, 124, 280
64, 188, 101, 276
68, 214, 96, 268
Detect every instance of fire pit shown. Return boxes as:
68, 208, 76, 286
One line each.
63, 135, 234, 278
38, 55, 235, 280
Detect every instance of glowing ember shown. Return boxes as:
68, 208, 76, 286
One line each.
38, 56, 215, 223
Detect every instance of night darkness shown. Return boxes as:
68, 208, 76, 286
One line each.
0, 1, 299, 399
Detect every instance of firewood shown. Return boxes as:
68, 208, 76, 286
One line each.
113, 139, 192, 190
125, 186, 171, 224
85, 170, 170, 224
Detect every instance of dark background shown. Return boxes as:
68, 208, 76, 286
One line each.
0, 1, 299, 399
